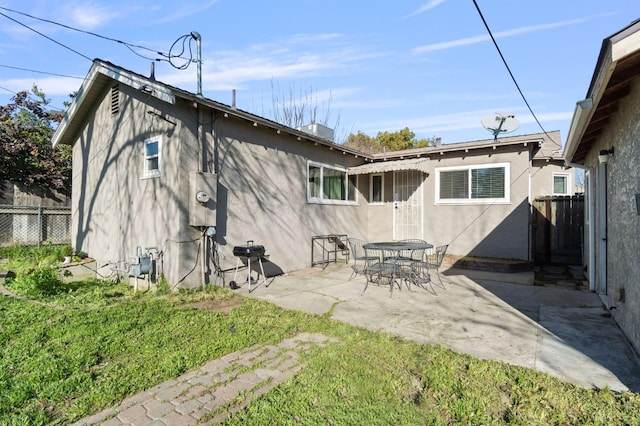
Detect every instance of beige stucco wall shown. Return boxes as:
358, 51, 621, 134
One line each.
212, 114, 367, 273
69, 75, 541, 290
359, 145, 534, 261
585, 77, 640, 353
424, 146, 532, 260
71, 84, 204, 287
530, 161, 575, 198
71, 83, 369, 287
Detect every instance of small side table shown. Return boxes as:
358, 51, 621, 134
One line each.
311, 234, 350, 269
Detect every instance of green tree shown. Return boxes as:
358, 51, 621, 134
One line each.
344, 127, 436, 153
345, 131, 374, 152
0, 86, 71, 196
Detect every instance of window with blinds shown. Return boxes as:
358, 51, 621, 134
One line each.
436, 163, 509, 203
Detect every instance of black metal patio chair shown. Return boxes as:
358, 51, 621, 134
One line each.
347, 237, 378, 281
362, 245, 401, 297
425, 244, 449, 287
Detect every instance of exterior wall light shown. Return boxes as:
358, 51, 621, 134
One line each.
598, 147, 614, 164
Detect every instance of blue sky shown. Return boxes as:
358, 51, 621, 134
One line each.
1, 0, 640, 145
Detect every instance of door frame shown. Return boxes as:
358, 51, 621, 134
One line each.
392, 170, 425, 241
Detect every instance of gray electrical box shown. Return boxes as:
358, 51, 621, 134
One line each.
189, 172, 217, 226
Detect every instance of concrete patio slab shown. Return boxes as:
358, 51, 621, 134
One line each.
239, 263, 640, 392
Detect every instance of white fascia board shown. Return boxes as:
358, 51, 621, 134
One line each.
51, 64, 101, 147
563, 98, 594, 163
52, 62, 176, 147
611, 24, 640, 61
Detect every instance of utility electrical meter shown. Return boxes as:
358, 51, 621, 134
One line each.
196, 191, 210, 204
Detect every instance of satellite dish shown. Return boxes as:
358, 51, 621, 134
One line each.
481, 112, 519, 141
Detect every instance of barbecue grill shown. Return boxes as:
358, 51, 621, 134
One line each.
229, 241, 267, 292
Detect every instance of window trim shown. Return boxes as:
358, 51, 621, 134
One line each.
143, 135, 161, 179
307, 161, 357, 204
552, 172, 571, 196
435, 162, 510, 204
370, 173, 384, 205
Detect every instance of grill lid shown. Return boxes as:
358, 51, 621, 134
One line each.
233, 244, 265, 258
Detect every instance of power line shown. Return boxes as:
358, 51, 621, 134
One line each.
0, 85, 17, 95
0, 6, 200, 68
0, 11, 92, 61
0, 64, 84, 80
0, 6, 173, 63
0, 6, 165, 59
471, 0, 551, 138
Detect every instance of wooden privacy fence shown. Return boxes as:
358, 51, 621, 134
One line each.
532, 195, 584, 265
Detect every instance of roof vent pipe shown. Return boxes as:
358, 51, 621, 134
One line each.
232, 89, 236, 109
150, 62, 155, 81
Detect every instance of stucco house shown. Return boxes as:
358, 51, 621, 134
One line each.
564, 19, 640, 353
51, 59, 570, 288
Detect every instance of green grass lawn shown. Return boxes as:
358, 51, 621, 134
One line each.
1, 262, 639, 425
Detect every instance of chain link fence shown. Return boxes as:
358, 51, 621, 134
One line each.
0, 205, 71, 247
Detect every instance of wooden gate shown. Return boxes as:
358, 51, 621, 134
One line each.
532, 195, 584, 265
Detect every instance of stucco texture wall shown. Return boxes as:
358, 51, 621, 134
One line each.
530, 161, 574, 198
593, 78, 640, 352
423, 147, 533, 260
71, 85, 203, 287
213, 115, 367, 273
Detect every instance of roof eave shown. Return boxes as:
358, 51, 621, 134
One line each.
564, 19, 640, 164
52, 60, 177, 147
369, 135, 544, 161
563, 98, 594, 164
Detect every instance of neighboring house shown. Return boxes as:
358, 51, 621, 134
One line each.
531, 132, 576, 197
52, 59, 569, 288
564, 19, 640, 353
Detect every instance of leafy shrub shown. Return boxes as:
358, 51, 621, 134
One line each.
0, 243, 74, 270
5, 266, 65, 298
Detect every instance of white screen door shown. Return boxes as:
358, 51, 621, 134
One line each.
393, 170, 424, 240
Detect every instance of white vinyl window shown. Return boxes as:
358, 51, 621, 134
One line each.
370, 174, 384, 204
552, 172, 571, 195
143, 136, 161, 178
307, 161, 357, 204
436, 163, 510, 204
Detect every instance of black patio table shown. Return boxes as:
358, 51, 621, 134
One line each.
362, 241, 433, 295
363, 241, 433, 253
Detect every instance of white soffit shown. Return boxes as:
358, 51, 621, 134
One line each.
348, 157, 429, 175
611, 24, 640, 62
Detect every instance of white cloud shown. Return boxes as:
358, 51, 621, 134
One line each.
62, 1, 120, 30
405, 0, 448, 18
0, 76, 81, 102
161, 34, 374, 91
413, 17, 588, 53
150, 0, 219, 25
